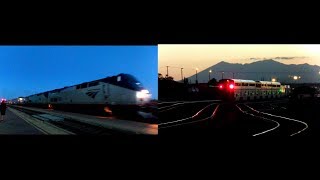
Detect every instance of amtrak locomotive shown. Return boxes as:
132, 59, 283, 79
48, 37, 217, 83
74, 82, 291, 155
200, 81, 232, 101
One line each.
10, 74, 152, 114
217, 79, 290, 101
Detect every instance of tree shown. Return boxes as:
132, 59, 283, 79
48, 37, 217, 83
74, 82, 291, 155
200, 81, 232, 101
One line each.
208, 78, 217, 86
158, 73, 164, 80
166, 76, 174, 81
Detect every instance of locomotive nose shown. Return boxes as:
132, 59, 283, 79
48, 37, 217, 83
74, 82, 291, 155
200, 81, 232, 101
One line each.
136, 89, 152, 104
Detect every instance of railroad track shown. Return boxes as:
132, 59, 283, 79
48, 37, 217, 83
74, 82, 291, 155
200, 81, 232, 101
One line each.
236, 102, 308, 136
159, 102, 220, 129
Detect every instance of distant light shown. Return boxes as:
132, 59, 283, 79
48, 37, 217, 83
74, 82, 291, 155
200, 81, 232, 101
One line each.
196, 68, 199, 71
293, 76, 298, 80
209, 70, 212, 73
229, 84, 234, 89
219, 85, 223, 89
272, 78, 276, 82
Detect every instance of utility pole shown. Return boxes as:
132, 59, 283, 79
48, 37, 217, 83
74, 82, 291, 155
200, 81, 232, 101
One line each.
196, 68, 199, 84
166, 66, 169, 77
181, 68, 183, 81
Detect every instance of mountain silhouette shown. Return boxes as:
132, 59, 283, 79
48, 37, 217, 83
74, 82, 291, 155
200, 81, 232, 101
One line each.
187, 60, 320, 83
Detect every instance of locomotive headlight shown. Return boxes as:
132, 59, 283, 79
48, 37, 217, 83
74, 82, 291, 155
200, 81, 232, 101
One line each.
141, 90, 149, 94
136, 89, 150, 98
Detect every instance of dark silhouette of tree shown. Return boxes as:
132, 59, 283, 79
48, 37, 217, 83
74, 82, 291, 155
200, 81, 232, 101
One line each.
208, 78, 217, 86
158, 73, 164, 80
184, 78, 189, 84
166, 76, 174, 81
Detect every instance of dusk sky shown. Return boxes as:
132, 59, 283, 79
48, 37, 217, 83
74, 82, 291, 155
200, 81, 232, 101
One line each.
0, 46, 158, 100
159, 45, 320, 80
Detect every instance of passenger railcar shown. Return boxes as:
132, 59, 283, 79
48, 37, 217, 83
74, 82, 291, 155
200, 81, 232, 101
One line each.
217, 79, 289, 101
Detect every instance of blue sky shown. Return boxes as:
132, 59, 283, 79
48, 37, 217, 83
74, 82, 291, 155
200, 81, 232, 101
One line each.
0, 46, 158, 100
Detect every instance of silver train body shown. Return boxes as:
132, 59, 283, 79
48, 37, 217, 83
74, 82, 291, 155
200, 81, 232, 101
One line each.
8, 97, 27, 104
218, 79, 291, 101
10, 74, 152, 113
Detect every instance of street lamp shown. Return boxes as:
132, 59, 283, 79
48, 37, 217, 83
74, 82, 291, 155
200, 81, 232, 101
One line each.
209, 70, 212, 81
181, 68, 184, 81
195, 68, 199, 84
221, 71, 224, 79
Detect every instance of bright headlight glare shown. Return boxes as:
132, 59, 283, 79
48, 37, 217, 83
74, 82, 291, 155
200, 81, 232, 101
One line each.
141, 89, 149, 94
136, 92, 145, 98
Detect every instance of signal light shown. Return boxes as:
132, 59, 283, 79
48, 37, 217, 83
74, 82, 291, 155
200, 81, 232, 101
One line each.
229, 84, 234, 89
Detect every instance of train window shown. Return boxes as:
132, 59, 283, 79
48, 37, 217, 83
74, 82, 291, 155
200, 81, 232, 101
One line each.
242, 83, 248, 86
235, 83, 241, 86
256, 84, 262, 88
89, 82, 99, 87
249, 84, 255, 86
80, 83, 87, 89
50, 98, 57, 102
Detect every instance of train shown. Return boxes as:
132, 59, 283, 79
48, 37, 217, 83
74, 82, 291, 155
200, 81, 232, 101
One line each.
9, 73, 152, 115
217, 79, 291, 101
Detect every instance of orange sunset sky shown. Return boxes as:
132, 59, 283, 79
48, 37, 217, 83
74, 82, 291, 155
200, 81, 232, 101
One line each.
158, 45, 320, 81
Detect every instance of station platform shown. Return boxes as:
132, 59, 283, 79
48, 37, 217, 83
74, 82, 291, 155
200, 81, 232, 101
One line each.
0, 108, 43, 135
10, 105, 158, 135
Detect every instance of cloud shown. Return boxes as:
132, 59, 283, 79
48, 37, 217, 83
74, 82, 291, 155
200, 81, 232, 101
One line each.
249, 56, 308, 61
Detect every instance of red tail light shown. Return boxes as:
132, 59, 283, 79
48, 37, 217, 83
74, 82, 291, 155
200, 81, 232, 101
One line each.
229, 84, 234, 89
219, 85, 223, 89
